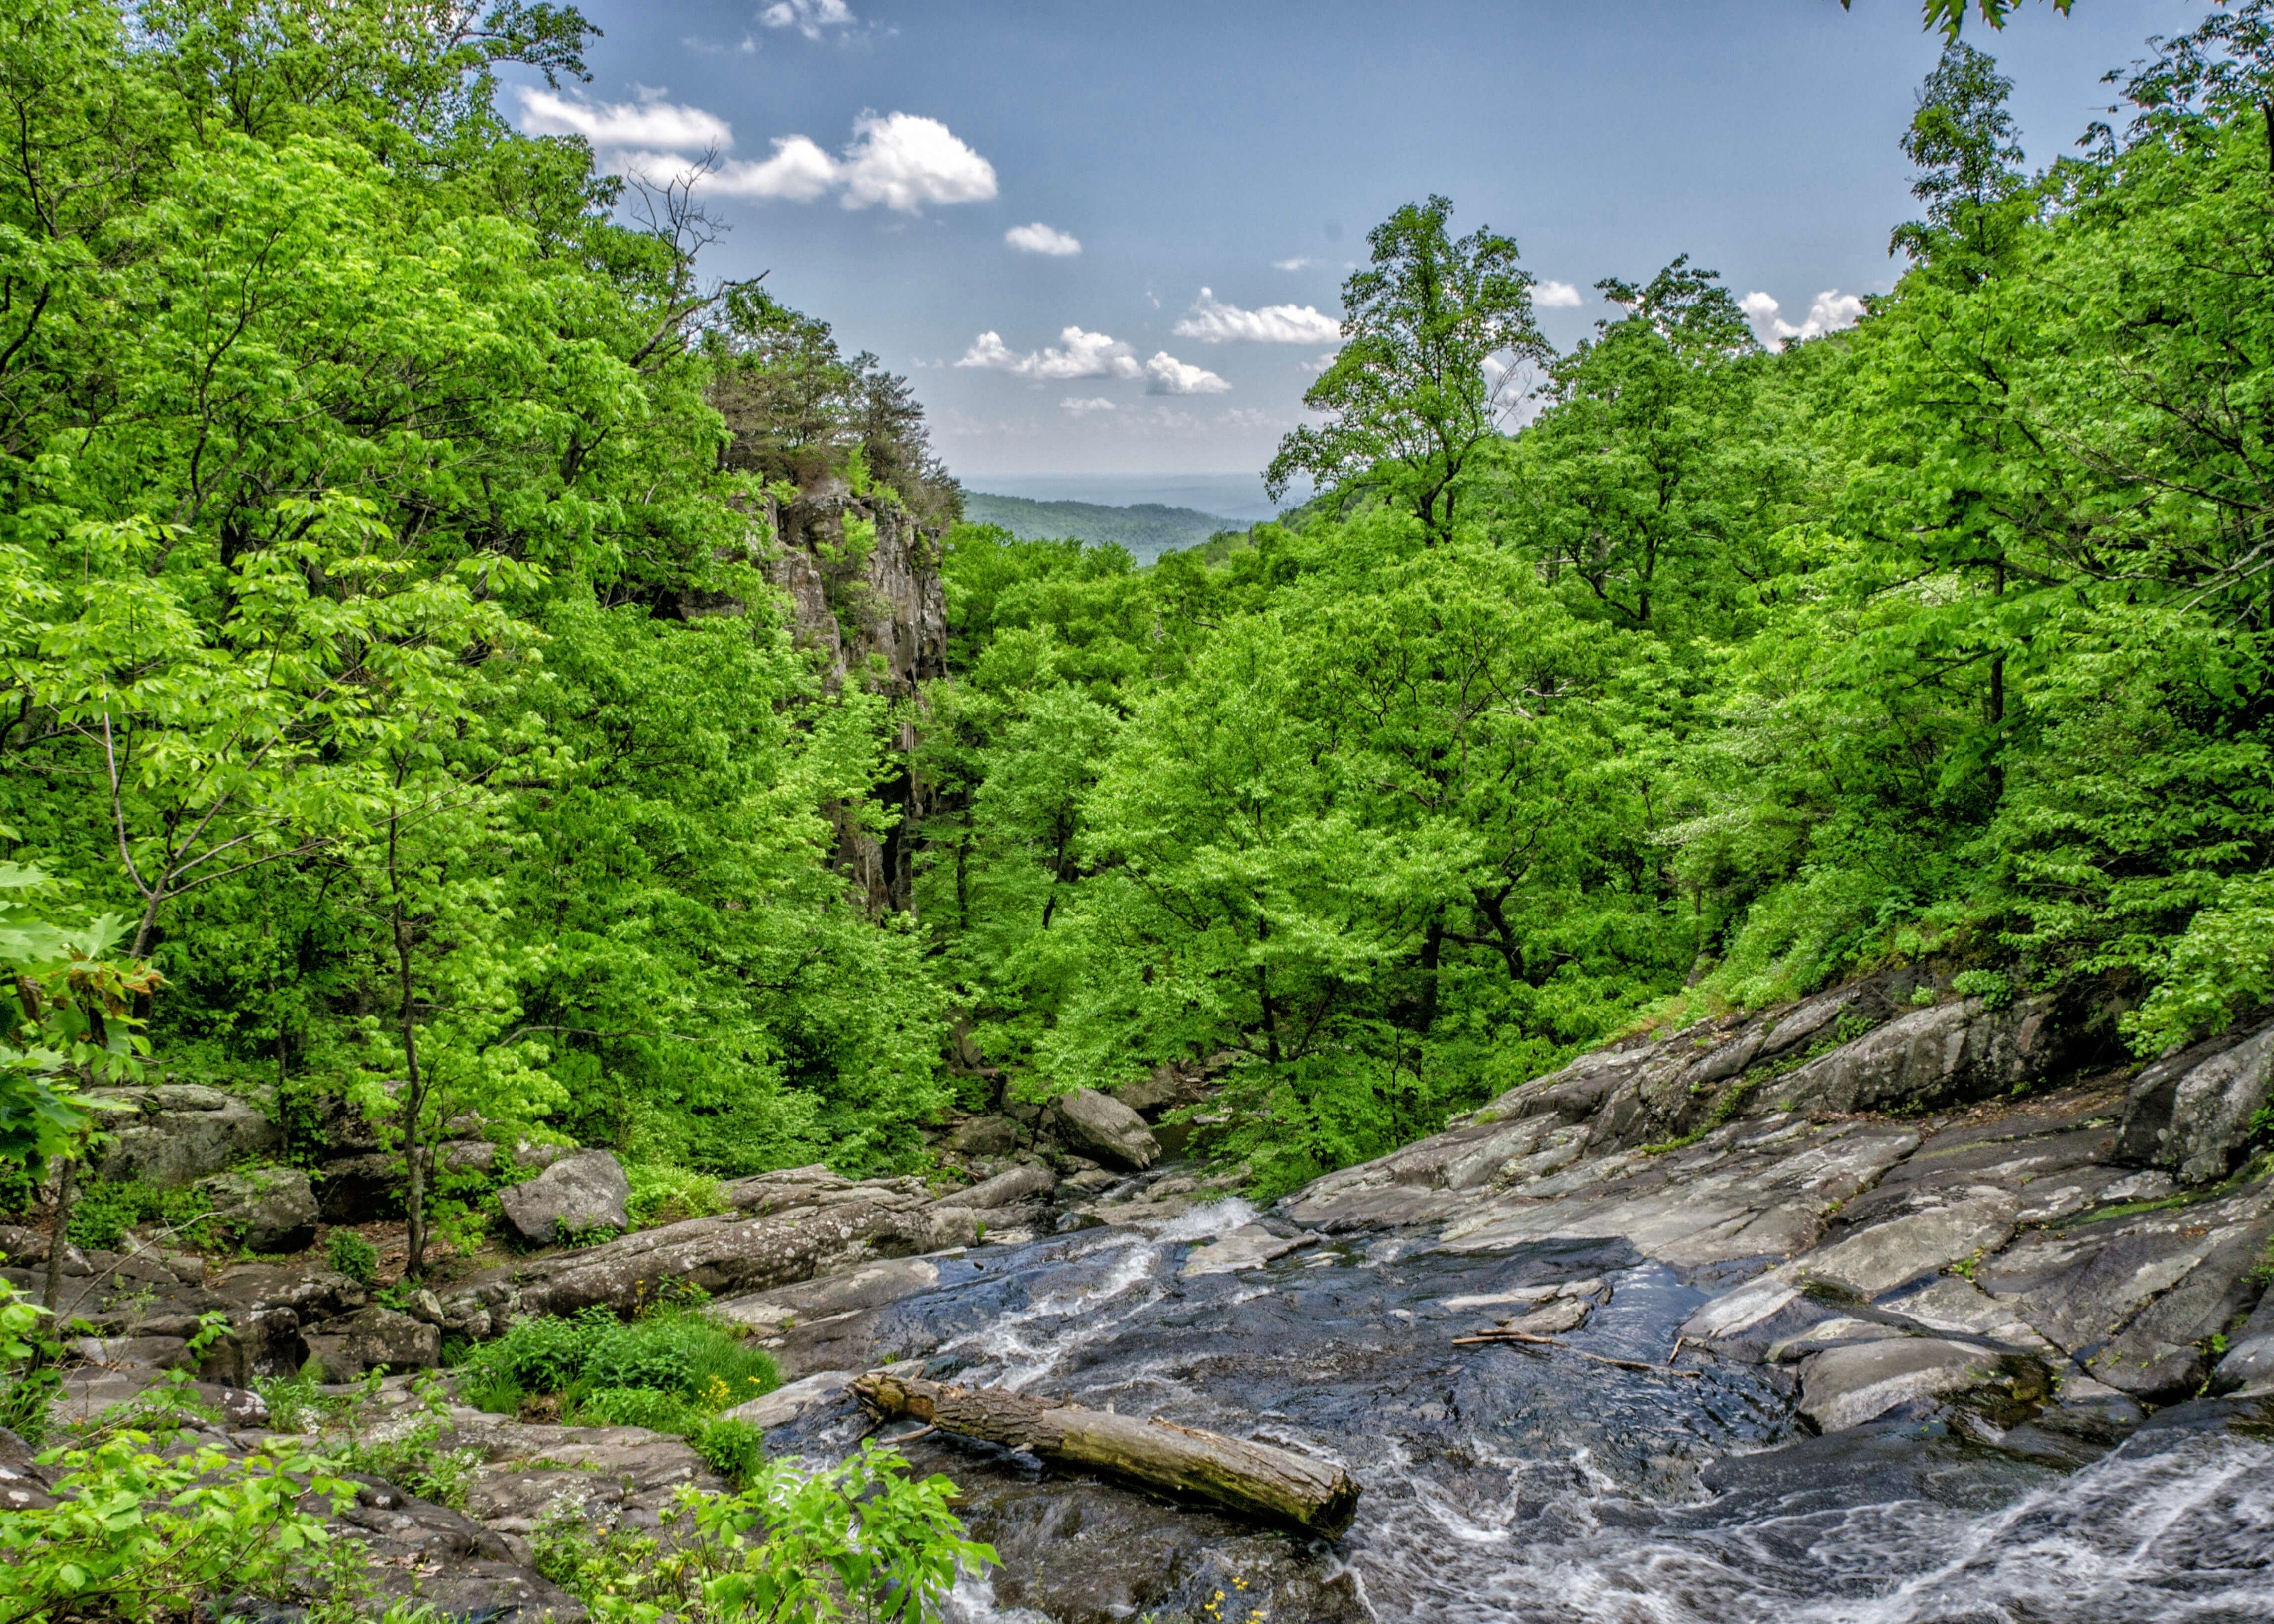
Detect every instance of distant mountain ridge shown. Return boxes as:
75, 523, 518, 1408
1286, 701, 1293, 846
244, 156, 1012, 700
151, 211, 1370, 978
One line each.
962, 491, 1242, 562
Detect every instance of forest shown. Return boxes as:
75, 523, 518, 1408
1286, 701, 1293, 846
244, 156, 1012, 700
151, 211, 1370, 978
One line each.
1, 0, 2271, 1234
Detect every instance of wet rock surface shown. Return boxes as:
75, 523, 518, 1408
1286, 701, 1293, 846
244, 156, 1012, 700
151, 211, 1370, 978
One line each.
12, 984, 2274, 1622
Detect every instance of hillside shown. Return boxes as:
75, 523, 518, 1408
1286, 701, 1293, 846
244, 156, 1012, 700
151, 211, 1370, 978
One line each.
962, 492, 1242, 561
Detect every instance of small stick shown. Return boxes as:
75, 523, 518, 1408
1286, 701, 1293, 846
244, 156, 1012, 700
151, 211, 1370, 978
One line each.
888, 1422, 937, 1442
1452, 1329, 1702, 1378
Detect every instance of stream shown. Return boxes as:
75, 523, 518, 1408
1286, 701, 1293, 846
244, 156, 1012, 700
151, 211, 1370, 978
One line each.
768, 1200, 2274, 1624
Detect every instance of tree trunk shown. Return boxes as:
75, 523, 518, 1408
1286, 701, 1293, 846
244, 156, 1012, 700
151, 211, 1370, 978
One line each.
851, 1370, 1360, 1538
43, 1156, 75, 1313
397, 914, 427, 1281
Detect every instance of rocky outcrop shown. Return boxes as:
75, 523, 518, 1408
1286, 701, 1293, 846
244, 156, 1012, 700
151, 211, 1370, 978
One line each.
301, 1305, 442, 1381
755, 481, 947, 915
87, 1083, 281, 1188
1282, 976, 2274, 1437
2118, 1014, 2274, 1185
444, 1168, 976, 1328
1047, 1088, 1161, 1171
196, 1167, 318, 1254
496, 1149, 630, 1245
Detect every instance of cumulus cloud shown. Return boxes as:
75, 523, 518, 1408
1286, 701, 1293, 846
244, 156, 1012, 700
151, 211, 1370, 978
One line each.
1143, 352, 1230, 395
621, 110, 994, 213
1535, 280, 1583, 308
1060, 396, 1117, 415
514, 87, 731, 150
958, 326, 1143, 381
1173, 288, 1340, 345
1740, 289, 1866, 346
761, 0, 855, 37
709, 135, 839, 201
1006, 222, 1081, 256
1272, 256, 1316, 271
835, 112, 996, 210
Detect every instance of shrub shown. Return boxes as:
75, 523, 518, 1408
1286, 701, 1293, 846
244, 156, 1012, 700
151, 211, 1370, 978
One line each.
325, 1229, 379, 1287
1951, 969, 2015, 1011
624, 1163, 728, 1230
0, 1432, 353, 1622
571, 1385, 696, 1433
690, 1416, 764, 1488
63, 1179, 217, 1253
540, 1443, 994, 1623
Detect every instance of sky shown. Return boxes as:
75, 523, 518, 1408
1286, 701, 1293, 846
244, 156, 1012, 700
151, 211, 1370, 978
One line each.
505, 0, 2198, 489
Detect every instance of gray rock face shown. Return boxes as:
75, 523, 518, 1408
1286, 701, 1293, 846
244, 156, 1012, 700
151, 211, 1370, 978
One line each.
722, 1368, 858, 1430
949, 1115, 1023, 1156
302, 1305, 441, 1380
948, 1163, 1057, 1211
1769, 997, 2057, 1117
1182, 1223, 1314, 1277
89, 1085, 281, 1189
1047, 1087, 1161, 1170
1797, 1338, 2051, 1434
450, 1176, 976, 1325
496, 1149, 630, 1246
196, 1167, 319, 1254
2117, 1016, 2274, 1184
2212, 1287, 2274, 1393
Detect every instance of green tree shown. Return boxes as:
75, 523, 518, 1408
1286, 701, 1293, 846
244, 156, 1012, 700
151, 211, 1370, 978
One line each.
1266, 196, 1546, 542
1889, 40, 2027, 274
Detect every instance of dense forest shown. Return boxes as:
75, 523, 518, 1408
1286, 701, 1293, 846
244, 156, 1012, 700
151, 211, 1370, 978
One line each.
3, 0, 2272, 1243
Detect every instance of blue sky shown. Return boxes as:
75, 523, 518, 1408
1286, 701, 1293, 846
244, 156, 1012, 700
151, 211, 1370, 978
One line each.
510, 1, 2194, 486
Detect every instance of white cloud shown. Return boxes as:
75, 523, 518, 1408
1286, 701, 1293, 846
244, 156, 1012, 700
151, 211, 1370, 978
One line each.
1272, 256, 1316, 271
1143, 351, 1230, 395
707, 135, 839, 200
1217, 407, 1282, 429
610, 111, 992, 213
1535, 280, 1583, 308
1060, 396, 1117, 415
761, 0, 855, 37
514, 87, 731, 151
1173, 288, 1340, 345
1006, 222, 1081, 256
835, 112, 996, 212
1301, 350, 1337, 374
1741, 289, 1866, 346
957, 326, 1142, 381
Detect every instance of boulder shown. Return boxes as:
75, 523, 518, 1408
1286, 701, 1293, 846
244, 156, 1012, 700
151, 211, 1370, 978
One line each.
722, 1368, 858, 1431
1797, 1337, 2050, 1433
0, 1223, 86, 1274
302, 1305, 441, 1380
91, 1086, 282, 1189
2118, 1016, 2274, 1184
949, 1115, 1022, 1156
196, 1167, 319, 1254
451, 1185, 976, 1323
1046, 1087, 1161, 1171
496, 1149, 630, 1246
947, 1163, 1057, 1211
2211, 1288, 2274, 1393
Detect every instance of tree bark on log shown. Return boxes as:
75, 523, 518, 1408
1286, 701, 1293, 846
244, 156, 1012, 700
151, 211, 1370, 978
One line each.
851, 1370, 1360, 1538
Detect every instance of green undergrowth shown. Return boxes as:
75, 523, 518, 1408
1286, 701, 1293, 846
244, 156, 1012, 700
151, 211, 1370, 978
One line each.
451, 1307, 779, 1484
624, 1162, 730, 1230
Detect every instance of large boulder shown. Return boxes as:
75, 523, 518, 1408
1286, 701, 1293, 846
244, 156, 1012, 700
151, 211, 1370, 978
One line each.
446, 1178, 975, 1325
302, 1305, 441, 1380
947, 1163, 1057, 1211
196, 1167, 319, 1254
2118, 1015, 2274, 1185
496, 1150, 630, 1246
1796, 1336, 2050, 1434
1046, 1087, 1161, 1171
91, 1084, 282, 1189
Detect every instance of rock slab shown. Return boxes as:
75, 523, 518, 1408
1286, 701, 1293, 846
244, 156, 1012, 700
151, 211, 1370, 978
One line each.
497, 1149, 630, 1245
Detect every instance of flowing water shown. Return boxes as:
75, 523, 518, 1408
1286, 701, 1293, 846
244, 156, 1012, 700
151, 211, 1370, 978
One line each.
770, 1200, 2274, 1624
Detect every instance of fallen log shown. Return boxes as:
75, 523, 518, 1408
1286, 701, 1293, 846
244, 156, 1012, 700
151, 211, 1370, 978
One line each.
1451, 1328, 1701, 1377
850, 1369, 1360, 1538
